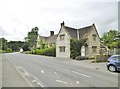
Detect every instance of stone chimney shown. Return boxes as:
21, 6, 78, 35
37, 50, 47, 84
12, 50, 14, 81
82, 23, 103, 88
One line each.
61, 21, 65, 27
50, 31, 54, 36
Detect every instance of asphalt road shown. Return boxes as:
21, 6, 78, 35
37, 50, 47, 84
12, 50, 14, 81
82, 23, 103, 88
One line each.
2, 53, 119, 87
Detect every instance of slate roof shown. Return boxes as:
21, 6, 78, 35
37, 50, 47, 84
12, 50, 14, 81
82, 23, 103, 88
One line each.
64, 24, 93, 39
39, 34, 58, 44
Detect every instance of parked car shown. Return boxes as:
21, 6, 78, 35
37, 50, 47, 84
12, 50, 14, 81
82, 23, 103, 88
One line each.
106, 55, 120, 72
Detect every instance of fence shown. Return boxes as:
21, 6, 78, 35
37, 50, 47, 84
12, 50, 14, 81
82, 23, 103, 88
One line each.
108, 48, 120, 55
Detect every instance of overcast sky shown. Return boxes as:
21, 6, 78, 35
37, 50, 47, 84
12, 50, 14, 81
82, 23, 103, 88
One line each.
0, 0, 119, 41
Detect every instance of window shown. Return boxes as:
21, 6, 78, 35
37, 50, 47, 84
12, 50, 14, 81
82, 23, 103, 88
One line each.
59, 46, 65, 52
60, 34, 65, 40
92, 46, 97, 53
92, 34, 96, 41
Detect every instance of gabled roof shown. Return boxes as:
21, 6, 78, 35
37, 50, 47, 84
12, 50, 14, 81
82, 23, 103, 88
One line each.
64, 26, 77, 38
46, 34, 58, 44
39, 34, 58, 44
64, 24, 93, 39
78, 25, 93, 39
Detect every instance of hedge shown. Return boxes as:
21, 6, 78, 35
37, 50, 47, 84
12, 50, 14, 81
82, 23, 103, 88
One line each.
93, 54, 111, 63
31, 46, 56, 57
70, 38, 87, 59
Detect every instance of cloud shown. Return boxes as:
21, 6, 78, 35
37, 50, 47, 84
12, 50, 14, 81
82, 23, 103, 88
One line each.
0, 0, 118, 41
0, 27, 8, 36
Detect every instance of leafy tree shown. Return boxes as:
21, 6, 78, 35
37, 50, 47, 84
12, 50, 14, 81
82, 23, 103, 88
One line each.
70, 38, 87, 59
7, 41, 25, 52
45, 42, 48, 48
40, 37, 44, 49
0, 38, 8, 50
25, 27, 39, 50
101, 30, 120, 49
22, 42, 30, 51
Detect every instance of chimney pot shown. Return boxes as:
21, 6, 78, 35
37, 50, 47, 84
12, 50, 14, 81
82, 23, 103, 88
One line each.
50, 31, 54, 36
61, 21, 65, 27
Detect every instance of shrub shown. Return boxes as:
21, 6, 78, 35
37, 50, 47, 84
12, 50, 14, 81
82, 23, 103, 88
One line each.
6, 48, 12, 53
75, 56, 88, 60
30, 46, 56, 57
70, 38, 87, 59
94, 54, 110, 63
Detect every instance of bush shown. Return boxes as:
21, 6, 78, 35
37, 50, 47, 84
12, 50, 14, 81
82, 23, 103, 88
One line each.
6, 48, 12, 53
94, 54, 110, 63
70, 38, 87, 59
75, 56, 88, 60
29, 46, 56, 57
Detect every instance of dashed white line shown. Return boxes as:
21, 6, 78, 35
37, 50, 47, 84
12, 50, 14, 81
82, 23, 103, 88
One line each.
41, 70, 44, 74
71, 71, 91, 77
32, 80, 36, 83
76, 81, 80, 84
54, 71, 57, 74
17, 66, 30, 76
56, 80, 68, 84
30, 74, 44, 87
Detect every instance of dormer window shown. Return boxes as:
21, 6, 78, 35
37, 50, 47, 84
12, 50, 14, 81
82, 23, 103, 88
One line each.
60, 34, 65, 41
92, 34, 96, 41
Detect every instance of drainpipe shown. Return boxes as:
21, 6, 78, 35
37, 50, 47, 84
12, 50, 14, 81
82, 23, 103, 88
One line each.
77, 29, 79, 40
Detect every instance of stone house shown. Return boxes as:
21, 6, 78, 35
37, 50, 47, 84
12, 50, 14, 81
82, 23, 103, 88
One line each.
56, 21, 101, 58
36, 31, 58, 48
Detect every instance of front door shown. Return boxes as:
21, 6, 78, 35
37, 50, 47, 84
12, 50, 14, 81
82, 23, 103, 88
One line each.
81, 46, 85, 57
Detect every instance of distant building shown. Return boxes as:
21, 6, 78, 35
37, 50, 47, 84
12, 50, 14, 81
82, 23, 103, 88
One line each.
56, 21, 101, 58
36, 31, 58, 48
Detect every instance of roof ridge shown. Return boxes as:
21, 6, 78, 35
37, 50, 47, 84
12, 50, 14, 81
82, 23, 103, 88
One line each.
78, 24, 93, 30
64, 26, 77, 30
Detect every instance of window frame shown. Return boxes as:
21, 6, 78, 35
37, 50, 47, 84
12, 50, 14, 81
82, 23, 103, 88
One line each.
59, 46, 65, 52
92, 34, 97, 41
60, 34, 65, 41
92, 46, 97, 53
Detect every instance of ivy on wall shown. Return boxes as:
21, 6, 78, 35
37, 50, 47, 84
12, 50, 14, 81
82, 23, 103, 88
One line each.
70, 38, 87, 59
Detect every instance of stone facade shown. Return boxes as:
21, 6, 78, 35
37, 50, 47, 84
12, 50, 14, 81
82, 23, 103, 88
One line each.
36, 31, 58, 49
56, 24, 71, 58
56, 22, 101, 58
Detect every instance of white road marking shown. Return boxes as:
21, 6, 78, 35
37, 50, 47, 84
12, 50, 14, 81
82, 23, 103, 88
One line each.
71, 71, 91, 77
30, 74, 44, 87
41, 70, 44, 74
15, 66, 33, 87
76, 81, 80, 84
32, 80, 36, 82
17, 66, 30, 76
56, 80, 68, 84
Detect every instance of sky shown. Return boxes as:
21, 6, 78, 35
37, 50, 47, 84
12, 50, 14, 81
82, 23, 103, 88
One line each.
0, 0, 119, 41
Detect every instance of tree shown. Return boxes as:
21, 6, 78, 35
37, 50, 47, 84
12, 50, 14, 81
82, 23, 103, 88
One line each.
70, 38, 87, 59
101, 30, 120, 49
22, 42, 30, 51
25, 27, 39, 50
40, 37, 44, 49
7, 41, 25, 52
0, 38, 8, 50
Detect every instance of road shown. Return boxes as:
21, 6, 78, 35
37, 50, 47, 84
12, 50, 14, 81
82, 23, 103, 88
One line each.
2, 53, 119, 87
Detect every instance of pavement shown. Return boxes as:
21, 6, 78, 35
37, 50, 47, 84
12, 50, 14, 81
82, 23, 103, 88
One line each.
1, 53, 119, 87
70, 59, 107, 71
